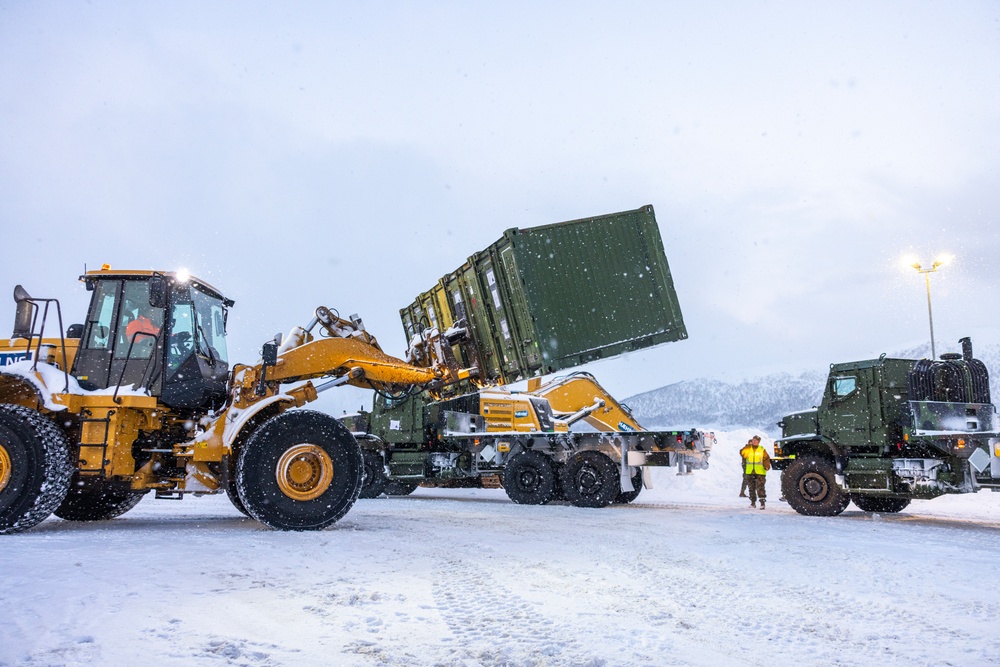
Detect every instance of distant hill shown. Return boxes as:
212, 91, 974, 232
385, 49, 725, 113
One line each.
625, 341, 1000, 435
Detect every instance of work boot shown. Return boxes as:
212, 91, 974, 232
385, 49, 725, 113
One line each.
739, 493, 747, 498
750, 501, 756, 508
760, 500, 765, 510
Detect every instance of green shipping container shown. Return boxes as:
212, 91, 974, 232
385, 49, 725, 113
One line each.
401, 204, 687, 385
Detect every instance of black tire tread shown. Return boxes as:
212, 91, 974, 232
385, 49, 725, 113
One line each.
54, 482, 147, 521
503, 450, 557, 505
0, 404, 74, 534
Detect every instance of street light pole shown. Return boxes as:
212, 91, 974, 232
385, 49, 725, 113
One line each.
911, 259, 945, 360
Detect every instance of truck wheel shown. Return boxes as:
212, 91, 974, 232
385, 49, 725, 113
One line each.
782, 456, 849, 517
54, 479, 147, 521
384, 480, 419, 496
851, 494, 911, 513
560, 450, 619, 508
0, 404, 74, 534
236, 410, 363, 531
359, 449, 389, 499
504, 450, 557, 505
614, 467, 644, 504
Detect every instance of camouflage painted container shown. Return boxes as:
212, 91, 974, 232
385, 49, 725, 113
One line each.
401, 204, 687, 385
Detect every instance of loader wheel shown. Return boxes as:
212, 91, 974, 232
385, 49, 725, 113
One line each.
782, 456, 850, 517
384, 480, 419, 496
560, 450, 619, 508
0, 404, 74, 534
54, 479, 148, 521
851, 494, 911, 514
614, 467, 644, 504
359, 449, 389, 499
236, 410, 363, 531
225, 453, 250, 517
504, 450, 557, 505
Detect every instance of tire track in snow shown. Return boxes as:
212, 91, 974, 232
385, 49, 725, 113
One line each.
430, 554, 607, 667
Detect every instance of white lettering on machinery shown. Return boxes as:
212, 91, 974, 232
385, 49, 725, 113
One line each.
1, 352, 30, 366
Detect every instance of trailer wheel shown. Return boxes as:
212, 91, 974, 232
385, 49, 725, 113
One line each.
851, 494, 910, 514
384, 480, 419, 496
504, 450, 557, 505
0, 404, 74, 534
782, 456, 850, 516
560, 450, 619, 508
614, 467, 644, 504
236, 410, 363, 531
359, 449, 389, 499
54, 479, 147, 521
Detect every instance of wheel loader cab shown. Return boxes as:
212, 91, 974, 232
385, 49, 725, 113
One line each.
72, 270, 233, 410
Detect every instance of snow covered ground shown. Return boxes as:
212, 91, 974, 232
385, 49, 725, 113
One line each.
3, 429, 1000, 667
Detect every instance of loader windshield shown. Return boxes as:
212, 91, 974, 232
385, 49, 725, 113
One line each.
160, 282, 230, 409
167, 285, 228, 370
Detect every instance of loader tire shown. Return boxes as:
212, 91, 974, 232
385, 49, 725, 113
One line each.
384, 480, 419, 496
359, 448, 389, 499
54, 479, 147, 521
560, 450, 619, 508
236, 410, 363, 531
782, 456, 850, 517
504, 450, 557, 505
614, 467, 644, 504
0, 404, 74, 534
851, 494, 910, 514
225, 455, 251, 517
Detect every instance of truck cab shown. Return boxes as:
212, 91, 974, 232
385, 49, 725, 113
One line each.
774, 338, 1000, 516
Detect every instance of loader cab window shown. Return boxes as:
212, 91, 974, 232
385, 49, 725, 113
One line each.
74, 277, 165, 392
84, 280, 117, 350
115, 280, 163, 360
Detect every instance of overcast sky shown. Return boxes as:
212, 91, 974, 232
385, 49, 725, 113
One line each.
2, 2, 998, 410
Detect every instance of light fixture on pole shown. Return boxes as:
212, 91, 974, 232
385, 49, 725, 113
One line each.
909, 256, 950, 360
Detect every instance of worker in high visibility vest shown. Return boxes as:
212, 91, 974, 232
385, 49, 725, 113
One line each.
739, 439, 754, 497
745, 435, 771, 509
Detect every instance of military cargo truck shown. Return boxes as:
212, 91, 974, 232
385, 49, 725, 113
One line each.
774, 338, 1000, 516
346, 206, 711, 508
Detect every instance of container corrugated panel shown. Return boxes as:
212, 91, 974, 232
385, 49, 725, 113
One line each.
401, 204, 687, 385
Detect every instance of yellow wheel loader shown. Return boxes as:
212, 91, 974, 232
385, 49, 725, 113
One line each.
0, 268, 459, 533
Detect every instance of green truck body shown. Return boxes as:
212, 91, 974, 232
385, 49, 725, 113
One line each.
775, 338, 1000, 515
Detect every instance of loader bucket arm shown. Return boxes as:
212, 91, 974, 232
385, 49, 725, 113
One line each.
263, 336, 440, 388
529, 372, 644, 432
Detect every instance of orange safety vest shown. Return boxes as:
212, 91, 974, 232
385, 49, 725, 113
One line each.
745, 445, 768, 475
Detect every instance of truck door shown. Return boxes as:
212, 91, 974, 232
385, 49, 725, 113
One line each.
821, 369, 876, 448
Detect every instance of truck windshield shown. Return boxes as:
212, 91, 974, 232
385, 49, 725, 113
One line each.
909, 401, 995, 434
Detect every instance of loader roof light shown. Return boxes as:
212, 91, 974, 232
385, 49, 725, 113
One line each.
176, 268, 191, 283
101, 263, 111, 270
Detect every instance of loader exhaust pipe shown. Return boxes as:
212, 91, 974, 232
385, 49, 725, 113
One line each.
12, 285, 34, 339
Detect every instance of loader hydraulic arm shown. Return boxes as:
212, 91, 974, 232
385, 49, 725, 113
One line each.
528, 371, 644, 432
245, 306, 469, 401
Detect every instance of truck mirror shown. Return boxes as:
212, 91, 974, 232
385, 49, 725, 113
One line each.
149, 276, 167, 309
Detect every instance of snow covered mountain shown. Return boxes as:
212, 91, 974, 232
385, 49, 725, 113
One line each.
626, 341, 1000, 435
